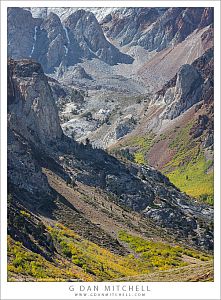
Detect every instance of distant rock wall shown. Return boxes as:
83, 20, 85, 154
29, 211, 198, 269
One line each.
154, 48, 213, 120
103, 7, 213, 51
7, 8, 133, 73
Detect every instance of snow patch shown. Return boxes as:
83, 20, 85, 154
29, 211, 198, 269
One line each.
64, 45, 68, 55
62, 25, 70, 56
30, 26, 38, 57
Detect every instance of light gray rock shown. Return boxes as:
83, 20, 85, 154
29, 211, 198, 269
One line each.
71, 66, 92, 80
115, 115, 136, 139
8, 59, 63, 145
162, 64, 203, 119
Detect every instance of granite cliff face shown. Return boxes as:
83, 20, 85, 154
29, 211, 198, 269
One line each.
154, 47, 213, 121
36, 12, 70, 72
63, 9, 133, 66
7, 59, 63, 144
160, 64, 203, 120
7, 8, 41, 59
7, 8, 133, 73
7, 59, 63, 198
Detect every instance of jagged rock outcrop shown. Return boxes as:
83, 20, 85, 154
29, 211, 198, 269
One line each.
154, 47, 213, 121
198, 8, 213, 28
192, 47, 214, 104
37, 12, 69, 71
101, 8, 163, 46
8, 127, 50, 196
102, 7, 213, 51
7, 59, 63, 144
25, 7, 124, 22
162, 64, 203, 119
7, 8, 133, 74
59, 143, 213, 250
63, 9, 133, 66
7, 58, 63, 200
115, 115, 136, 139
71, 65, 92, 80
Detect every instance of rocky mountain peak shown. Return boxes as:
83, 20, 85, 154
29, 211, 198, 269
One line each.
65, 9, 94, 23
63, 9, 134, 66
153, 47, 213, 122
42, 12, 64, 40
102, 7, 213, 53
102, 7, 161, 46
7, 8, 134, 74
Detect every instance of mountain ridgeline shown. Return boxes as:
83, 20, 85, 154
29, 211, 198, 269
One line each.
8, 8, 133, 73
7, 7, 214, 282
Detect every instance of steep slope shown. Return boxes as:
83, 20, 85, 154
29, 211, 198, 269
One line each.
7, 8, 133, 74
137, 25, 213, 91
102, 7, 213, 50
8, 223, 213, 282
115, 260, 213, 282
8, 59, 213, 251
110, 48, 214, 203
7, 59, 126, 255
7, 8, 42, 59
63, 10, 133, 66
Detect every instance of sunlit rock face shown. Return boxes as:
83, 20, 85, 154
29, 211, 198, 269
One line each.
7, 59, 63, 144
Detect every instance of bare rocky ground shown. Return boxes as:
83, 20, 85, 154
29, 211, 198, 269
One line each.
43, 168, 178, 245
54, 26, 213, 150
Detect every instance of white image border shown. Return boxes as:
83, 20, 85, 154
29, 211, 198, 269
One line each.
1, 1, 220, 299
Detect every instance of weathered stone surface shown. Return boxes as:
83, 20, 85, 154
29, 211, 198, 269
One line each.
7, 8, 134, 73
115, 115, 136, 140
7, 8, 42, 59
71, 66, 92, 80
63, 9, 133, 66
102, 7, 213, 52
157, 64, 203, 119
101, 8, 162, 47
8, 128, 50, 195
8, 59, 63, 144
